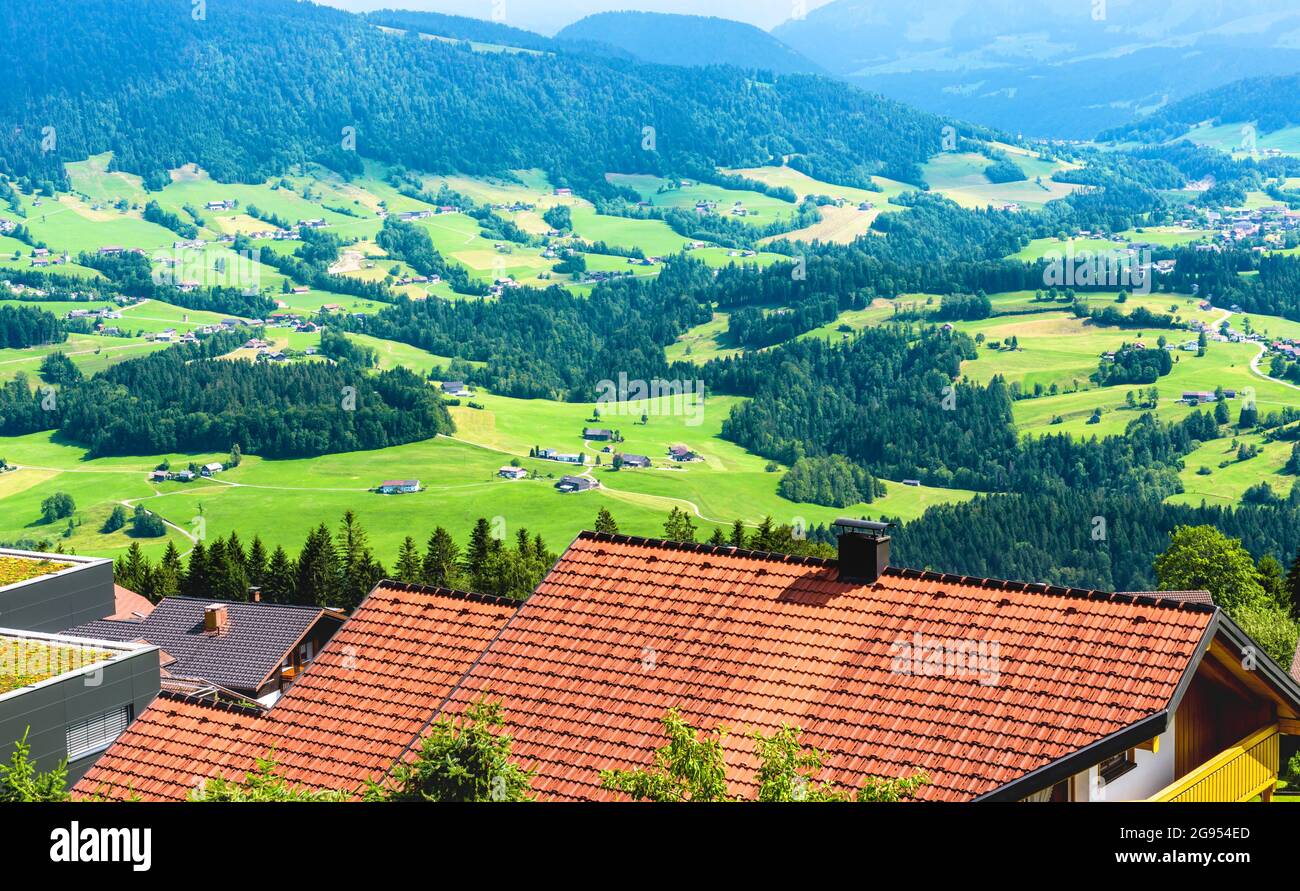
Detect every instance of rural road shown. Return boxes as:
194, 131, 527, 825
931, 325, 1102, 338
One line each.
1215, 308, 1300, 393
1249, 343, 1300, 393
117, 496, 199, 550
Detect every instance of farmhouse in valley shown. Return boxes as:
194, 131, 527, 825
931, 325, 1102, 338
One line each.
555, 475, 599, 493
377, 479, 420, 494
498, 466, 528, 480
667, 444, 698, 462
537, 448, 583, 464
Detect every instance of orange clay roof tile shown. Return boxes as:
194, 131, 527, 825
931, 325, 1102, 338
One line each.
73, 583, 518, 801
75, 532, 1215, 802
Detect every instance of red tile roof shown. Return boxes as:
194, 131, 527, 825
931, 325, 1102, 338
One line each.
440, 533, 1216, 801
73, 583, 518, 801
74, 533, 1219, 803
109, 584, 154, 620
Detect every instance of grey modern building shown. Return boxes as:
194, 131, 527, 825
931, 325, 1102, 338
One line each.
0, 628, 160, 784
0, 548, 115, 633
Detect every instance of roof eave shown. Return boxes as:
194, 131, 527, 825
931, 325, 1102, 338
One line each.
975, 608, 1221, 802
973, 710, 1170, 802
1216, 611, 1300, 713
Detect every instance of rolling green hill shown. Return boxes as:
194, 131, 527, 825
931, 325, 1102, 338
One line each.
1100, 73, 1300, 148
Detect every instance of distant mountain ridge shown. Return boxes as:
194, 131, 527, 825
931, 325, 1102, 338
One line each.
557, 11, 824, 75
1101, 72, 1300, 144
363, 8, 636, 59
772, 0, 1300, 138
364, 9, 555, 51
0, 0, 946, 192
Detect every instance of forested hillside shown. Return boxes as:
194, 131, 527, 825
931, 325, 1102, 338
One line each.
1101, 73, 1300, 144
0, 0, 945, 193
894, 492, 1300, 594
4, 330, 455, 458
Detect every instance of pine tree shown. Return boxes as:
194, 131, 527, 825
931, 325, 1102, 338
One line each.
708, 527, 726, 546
337, 511, 367, 572
1258, 554, 1286, 603
225, 530, 247, 572
395, 536, 422, 583
1287, 547, 1300, 618
423, 527, 461, 588
295, 523, 340, 606
729, 519, 746, 548
263, 545, 296, 604
152, 540, 183, 601
337, 511, 379, 609
344, 551, 386, 612
465, 518, 493, 579
663, 507, 697, 543
182, 539, 210, 599
594, 507, 619, 535
246, 536, 268, 588
119, 542, 148, 594
209, 544, 250, 602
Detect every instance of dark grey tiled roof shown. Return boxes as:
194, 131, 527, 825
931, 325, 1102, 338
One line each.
66, 597, 340, 695
1117, 590, 1215, 606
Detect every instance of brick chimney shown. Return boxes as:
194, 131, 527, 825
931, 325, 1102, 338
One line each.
203, 604, 229, 633
834, 518, 894, 584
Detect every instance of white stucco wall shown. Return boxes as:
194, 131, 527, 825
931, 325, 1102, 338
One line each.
1072, 723, 1176, 801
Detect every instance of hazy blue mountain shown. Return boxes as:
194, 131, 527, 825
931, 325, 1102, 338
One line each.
557, 11, 824, 74
362, 8, 638, 58
1102, 72, 1300, 143
364, 9, 559, 51
773, 0, 1300, 138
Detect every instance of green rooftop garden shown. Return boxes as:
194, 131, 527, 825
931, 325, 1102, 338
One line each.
0, 556, 72, 588
0, 638, 114, 695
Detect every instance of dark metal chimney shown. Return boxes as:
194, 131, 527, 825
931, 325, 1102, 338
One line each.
834, 518, 894, 584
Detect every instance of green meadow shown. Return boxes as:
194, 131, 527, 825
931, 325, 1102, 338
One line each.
729, 164, 913, 245
605, 173, 799, 226
921, 151, 1081, 210
1181, 122, 1300, 158
6, 149, 1300, 567
0, 384, 976, 563
0, 332, 168, 385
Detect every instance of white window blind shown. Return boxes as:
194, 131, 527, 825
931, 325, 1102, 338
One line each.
66, 706, 131, 760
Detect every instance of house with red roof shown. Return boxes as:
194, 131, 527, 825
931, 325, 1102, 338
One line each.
72, 521, 1300, 802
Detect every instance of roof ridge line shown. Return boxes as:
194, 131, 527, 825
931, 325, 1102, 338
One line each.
162, 595, 324, 611
374, 579, 522, 608
578, 531, 1216, 613
579, 529, 837, 567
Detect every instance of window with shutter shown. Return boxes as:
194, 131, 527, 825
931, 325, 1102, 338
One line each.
66, 705, 132, 760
